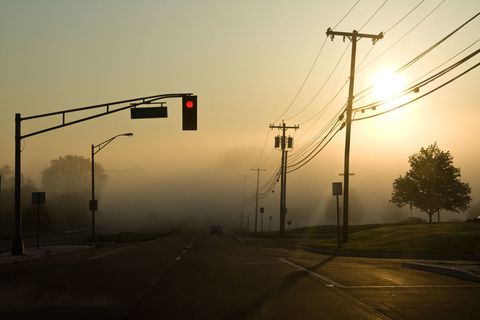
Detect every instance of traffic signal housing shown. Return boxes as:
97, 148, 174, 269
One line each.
182, 95, 197, 130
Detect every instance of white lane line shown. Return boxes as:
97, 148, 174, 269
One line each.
236, 237, 246, 244
279, 258, 345, 288
278, 258, 480, 289
175, 256, 182, 261
182, 250, 187, 254
88, 246, 135, 260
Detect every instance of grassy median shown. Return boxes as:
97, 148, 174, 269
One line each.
248, 222, 480, 256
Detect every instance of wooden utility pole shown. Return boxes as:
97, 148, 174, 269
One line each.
270, 122, 299, 234
251, 168, 266, 233
326, 28, 383, 243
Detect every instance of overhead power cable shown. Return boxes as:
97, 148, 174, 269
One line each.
273, 0, 364, 122
353, 61, 480, 122
354, 10, 480, 104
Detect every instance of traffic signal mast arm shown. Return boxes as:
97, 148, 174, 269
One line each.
20, 93, 194, 139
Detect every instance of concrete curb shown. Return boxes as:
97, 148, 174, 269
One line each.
240, 238, 480, 261
0, 245, 94, 265
402, 262, 480, 283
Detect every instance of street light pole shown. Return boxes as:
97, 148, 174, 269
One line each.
91, 144, 96, 238
90, 133, 133, 239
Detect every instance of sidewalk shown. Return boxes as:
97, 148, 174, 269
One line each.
403, 260, 480, 283
0, 245, 93, 265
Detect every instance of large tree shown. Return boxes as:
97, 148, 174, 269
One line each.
42, 155, 107, 230
391, 143, 471, 223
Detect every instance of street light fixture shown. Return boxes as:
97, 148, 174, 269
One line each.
90, 133, 133, 239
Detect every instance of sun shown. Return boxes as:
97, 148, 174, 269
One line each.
357, 68, 420, 141
372, 69, 407, 104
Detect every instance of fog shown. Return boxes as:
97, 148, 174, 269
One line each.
1, 1, 479, 233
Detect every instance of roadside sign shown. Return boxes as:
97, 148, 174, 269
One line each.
332, 182, 342, 196
131, 107, 168, 119
32, 192, 46, 204
89, 200, 98, 211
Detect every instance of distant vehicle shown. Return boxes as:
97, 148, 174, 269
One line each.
210, 225, 223, 235
466, 216, 480, 223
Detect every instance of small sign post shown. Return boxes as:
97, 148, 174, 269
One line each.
332, 182, 342, 248
89, 200, 98, 211
260, 207, 265, 233
32, 192, 46, 248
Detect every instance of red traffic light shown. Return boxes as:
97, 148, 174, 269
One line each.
185, 100, 194, 109
182, 95, 197, 130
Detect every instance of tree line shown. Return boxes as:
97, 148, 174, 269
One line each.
0, 155, 106, 233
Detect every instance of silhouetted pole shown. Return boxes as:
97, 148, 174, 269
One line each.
0, 174, 2, 217
326, 28, 383, 243
240, 175, 247, 229
251, 168, 266, 233
283, 150, 288, 226
91, 133, 133, 239
11, 113, 24, 255
36, 201, 40, 248
91, 144, 96, 238
270, 122, 298, 234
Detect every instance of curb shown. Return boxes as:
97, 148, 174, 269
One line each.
239, 238, 480, 261
402, 262, 480, 283
0, 245, 94, 265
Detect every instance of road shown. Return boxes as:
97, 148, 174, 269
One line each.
0, 231, 479, 319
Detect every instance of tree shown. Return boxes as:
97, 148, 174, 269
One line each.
42, 155, 107, 230
391, 143, 471, 223
0, 165, 39, 231
42, 155, 107, 195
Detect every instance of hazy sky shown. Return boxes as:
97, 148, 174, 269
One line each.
1, 0, 479, 228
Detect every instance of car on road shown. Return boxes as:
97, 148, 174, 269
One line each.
210, 225, 223, 235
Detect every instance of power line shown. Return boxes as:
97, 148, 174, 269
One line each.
354, 46, 480, 113
353, 10, 479, 105
333, 0, 361, 29
384, 0, 425, 34
357, 0, 447, 74
352, 61, 480, 122
359, 0, 389, 31
273, 0, 366, 122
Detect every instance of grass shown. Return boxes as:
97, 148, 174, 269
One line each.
248, 222, 480, 256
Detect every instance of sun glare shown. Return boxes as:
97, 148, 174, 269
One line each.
372, 70, 407, 103
362, 69, 419, 141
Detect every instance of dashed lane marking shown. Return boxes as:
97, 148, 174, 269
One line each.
87, 246, 135, 260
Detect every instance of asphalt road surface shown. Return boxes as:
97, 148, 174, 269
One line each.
1, 231, 479, 319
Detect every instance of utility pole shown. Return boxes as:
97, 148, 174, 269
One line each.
251, 168, 266, 233
326, 28, 383, 243
240, 175, 247, 230
270, 122, 299, 234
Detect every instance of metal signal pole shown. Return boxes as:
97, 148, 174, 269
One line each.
270, 122, 299, 234
251, 168, 266, 233
326, 28, 383, 243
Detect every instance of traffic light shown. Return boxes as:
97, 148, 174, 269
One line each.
182, 95, 197, 130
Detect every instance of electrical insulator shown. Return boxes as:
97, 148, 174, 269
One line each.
274, 136, 280, 148
287, 136, 293, 148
